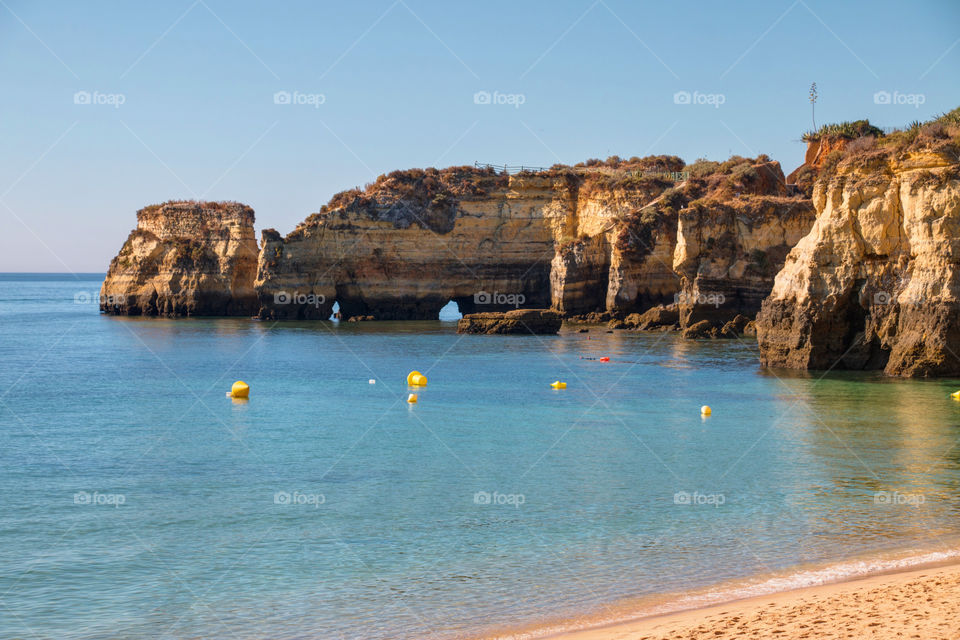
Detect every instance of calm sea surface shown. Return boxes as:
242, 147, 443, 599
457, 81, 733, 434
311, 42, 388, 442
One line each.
3, 273, 960, 639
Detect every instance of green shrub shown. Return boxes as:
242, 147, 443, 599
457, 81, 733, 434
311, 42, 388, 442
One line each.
802, 120, 883, 142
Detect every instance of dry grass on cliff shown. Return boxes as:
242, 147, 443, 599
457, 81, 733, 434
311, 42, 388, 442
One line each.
568, 154, 685, 173
138, 200, 250, 216
686, 155, 787, 200
812, 107, 960, 180
298, 154, 802, 241
314, 166, 508, 219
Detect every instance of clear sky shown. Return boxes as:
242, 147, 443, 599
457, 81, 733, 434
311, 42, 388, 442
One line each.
2, 0, 958, 272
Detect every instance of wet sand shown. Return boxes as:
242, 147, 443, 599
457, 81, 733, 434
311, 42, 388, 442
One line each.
546, 562, 960, 640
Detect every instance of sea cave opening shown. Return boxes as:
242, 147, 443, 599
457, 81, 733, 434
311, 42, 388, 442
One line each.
438, 300, 463, 321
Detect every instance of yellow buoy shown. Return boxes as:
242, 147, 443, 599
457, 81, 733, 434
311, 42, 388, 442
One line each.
550, 381, 567, 389
230, 380, 249, 399
407, 371, 427, 386
701, 405, 711, 416
951, 390, 960, 399
407, 393, 418, 403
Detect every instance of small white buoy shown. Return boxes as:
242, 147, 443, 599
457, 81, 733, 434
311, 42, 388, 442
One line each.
369, 379, 376, 384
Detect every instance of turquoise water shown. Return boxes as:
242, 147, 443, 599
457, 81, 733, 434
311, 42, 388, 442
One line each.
3, 273, 960, 639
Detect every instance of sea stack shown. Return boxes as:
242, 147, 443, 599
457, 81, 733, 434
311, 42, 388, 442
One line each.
100, 201, 259, 317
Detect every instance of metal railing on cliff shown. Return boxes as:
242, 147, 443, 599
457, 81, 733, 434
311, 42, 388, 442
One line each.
474, 162, 549, 174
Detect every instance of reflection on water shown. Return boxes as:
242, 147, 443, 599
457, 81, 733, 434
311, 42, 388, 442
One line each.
2, 274, 960, 640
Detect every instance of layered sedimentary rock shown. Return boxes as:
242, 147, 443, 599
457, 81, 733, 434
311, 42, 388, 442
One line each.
757, 147, 960, 376
605, 206, 679, 316
456, 309, 562, 335
100, 157, 814, 328
255, 163, 684, 321
100, 201, 258, 316
257, 169, 553, 320
673, 195, 816, 329
623, 159, 815, 334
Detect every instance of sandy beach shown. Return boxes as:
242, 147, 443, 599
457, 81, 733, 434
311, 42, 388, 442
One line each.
548, 562, 960, 640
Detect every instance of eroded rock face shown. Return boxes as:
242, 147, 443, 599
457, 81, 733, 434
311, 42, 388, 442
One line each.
456, 309, 562, 335
757, 151, 960, 376
257, 170, 556, 320
624, 159, 817, 334
99, 157, 816, 326
100, 202, 258, 316
255, 165, 683, 321
606, 207, 679, 316
673, 191, 816, 330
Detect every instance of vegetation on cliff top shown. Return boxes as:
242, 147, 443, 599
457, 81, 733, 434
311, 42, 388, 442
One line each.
801, 120, 884, 143
306, 154, 767, 222
296, 153, 802, 247
814, 107, 960, 179
137, 200, 251, 216
613, 155, 804, 260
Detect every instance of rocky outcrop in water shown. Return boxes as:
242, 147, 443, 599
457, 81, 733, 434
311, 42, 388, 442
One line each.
100, 201, 259, 316
599, 158, 815, 336
757, 113, 960, 376
256, 161, 686, 321
100, 156, 814, 328
456, 309, 562, 335
254, 156, 812, 327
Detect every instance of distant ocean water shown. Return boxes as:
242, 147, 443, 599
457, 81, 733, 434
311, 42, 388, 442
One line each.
3, 273, 960, 639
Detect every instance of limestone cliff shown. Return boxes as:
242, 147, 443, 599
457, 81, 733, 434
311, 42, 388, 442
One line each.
757, 113, 960, 376
100, 201, 259, 316
621, 158, 815, 333
99, 157, 814, 327
255, 162, 685, 321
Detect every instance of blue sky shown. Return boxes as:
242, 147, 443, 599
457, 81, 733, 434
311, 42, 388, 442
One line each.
1, 0, 958, 271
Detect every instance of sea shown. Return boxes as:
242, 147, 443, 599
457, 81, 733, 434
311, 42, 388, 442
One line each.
3, 272, 960, 639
